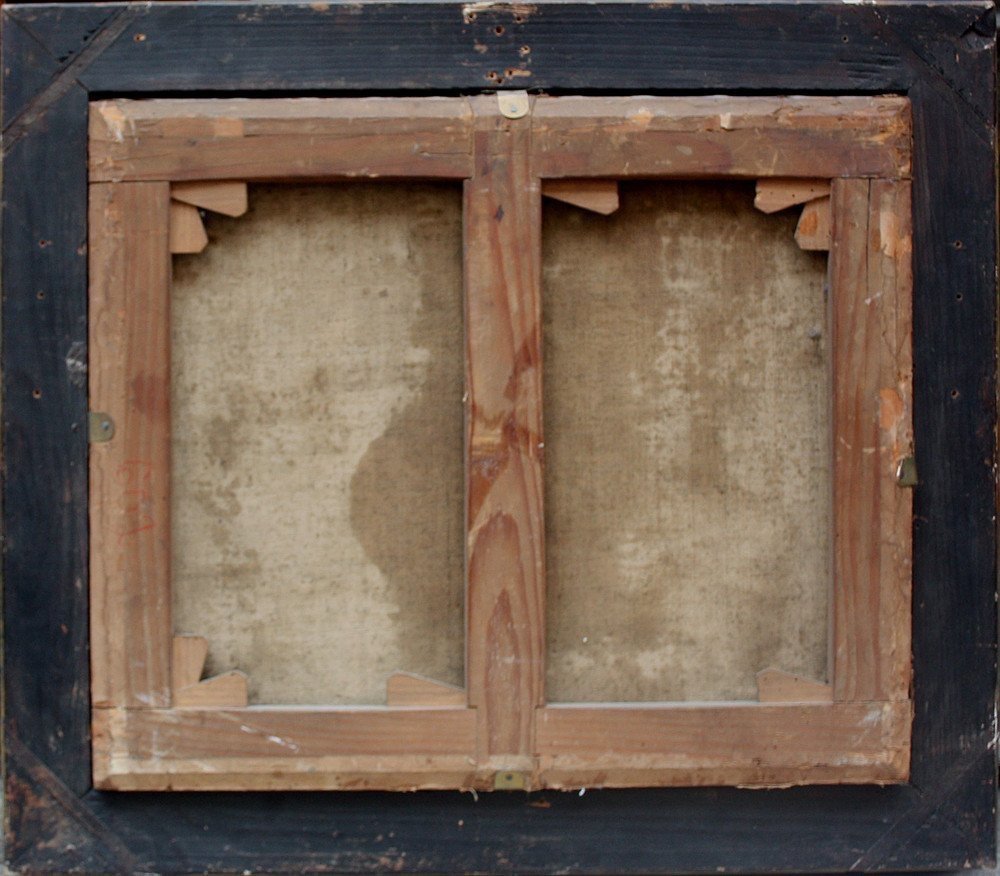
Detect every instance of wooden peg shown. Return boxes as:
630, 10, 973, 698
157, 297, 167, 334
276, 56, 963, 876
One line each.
386, 672, 465, 707
754, 178, 831, 214
170, 201, 209, 254
172, 635, 208, 692
172, 180, 248, 217
174, 670, 249, 708
794, 196, 832, 251
756, 668, 833, 703
542, 180, 620, 215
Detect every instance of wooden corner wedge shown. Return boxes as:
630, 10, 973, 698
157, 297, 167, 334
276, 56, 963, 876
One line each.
174, 670, 249, 708
754, 178, 831, 214
172, 181, 248, 217
794, 196, 832, 251
169, 201, 209, 254
542, 180, 620, 215
756, 668, 833, 703
386, 672, 466, 707
172, 635, 209, 692
172, 634, 249, 708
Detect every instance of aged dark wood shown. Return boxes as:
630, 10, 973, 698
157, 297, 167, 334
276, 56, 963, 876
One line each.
1, 15, 61, 124
2, 81, 92, 799
1, 3, 927, 94
2, 1, 995, 872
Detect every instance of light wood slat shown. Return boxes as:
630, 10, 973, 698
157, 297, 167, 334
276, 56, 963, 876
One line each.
94, 700, 910, 790
536, 702, 910, 786
95, 703, 907, 790
465, 95, 545, 776
174, 671, 249, 708
95, 761, 481, 792
97, 707, 477, 758
869, 179, 914, 706
171, 180, 248, 217
93, 707, 478, 790
830, 179, 913, 703
756, 669, 833, 703
89, 182, 172, 708
754, 178, 831, 214
90, 98, 474, 182
386, 672, 466, 707
532, 96, 911, 180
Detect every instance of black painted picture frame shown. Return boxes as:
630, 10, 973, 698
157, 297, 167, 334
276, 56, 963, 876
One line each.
2, 2, 995, 871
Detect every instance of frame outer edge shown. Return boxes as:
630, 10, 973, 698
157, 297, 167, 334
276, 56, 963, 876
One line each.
1, 1, 996, 872
902, 11, 997, 869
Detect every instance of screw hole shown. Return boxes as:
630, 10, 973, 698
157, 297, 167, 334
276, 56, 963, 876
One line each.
38, 239, 51, 248
31, 388, 41, 399
954, 239, 964, 250
950, 389, 960, 399
956, 292, 964, 301
133, 33, 146, 42
36, 290, 45, 300
842, 35, 849, 42
494, 24, 505, 35
519, 45, 530, 56
514, 13, 524, 22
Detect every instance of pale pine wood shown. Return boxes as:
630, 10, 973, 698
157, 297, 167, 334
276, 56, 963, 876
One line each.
97, 707, 477, 758
541, 179, 619, 215
532, 96, 910, 179
536, 702, 910, 787
92, 706, 478, 790
174, 671, 249, 708
465, 95, 545, 777
95, 760, 481, 792
90, 98, 474, 182
171, 635, 208, 691
794, 197, 832, 250
169, 201, 209, 254
754, 178, 831, 214
829, 179, 913, 703
89, 181, 172, 708
93, 702, 907, 791
386, 672, 465, 707
756, 668, 833, 703
171, 180, 248, 217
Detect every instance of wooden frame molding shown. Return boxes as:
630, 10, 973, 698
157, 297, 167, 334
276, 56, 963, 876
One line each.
87, 94, 913, 793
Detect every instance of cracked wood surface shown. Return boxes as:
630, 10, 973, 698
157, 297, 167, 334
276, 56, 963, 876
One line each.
830, 178, 913, 704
